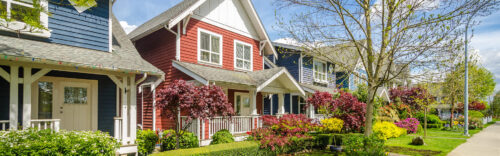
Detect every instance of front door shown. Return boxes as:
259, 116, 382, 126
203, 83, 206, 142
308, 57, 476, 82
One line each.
234, 92, 250, 116
33, 77, 97, 131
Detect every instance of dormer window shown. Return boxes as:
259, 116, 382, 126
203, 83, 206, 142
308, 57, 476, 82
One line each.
234, 40, 252, 71
198, 28, 222, 65
0, 0, 49, 37
313, 59, 327, 83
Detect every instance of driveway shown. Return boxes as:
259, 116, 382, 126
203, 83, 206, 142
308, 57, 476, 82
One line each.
448, 121, 500, 156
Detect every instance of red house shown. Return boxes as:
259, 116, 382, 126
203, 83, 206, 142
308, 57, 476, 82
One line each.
128, 0, 304, 144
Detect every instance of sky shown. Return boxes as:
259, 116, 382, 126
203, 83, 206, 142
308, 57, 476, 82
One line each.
113, 0, 500, 92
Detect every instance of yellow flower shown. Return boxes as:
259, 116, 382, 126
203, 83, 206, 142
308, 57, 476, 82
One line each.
320, 118, 344, 132
454, 121, 459, 125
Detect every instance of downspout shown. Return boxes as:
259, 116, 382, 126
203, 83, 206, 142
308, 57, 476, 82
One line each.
164, 24, 181, 61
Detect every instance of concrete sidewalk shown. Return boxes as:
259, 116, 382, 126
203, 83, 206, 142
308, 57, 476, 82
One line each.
448, 121, 500, 156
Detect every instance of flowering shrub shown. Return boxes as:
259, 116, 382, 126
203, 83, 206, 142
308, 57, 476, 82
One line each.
320, 118, 343, 133
458, 101, 487, 112
395, 118, 420, 134
261, 115, 279, 126
0, 129, 119, 155
331, 91, 366, 132
373, 121, 407, 140
248, 114, 318, 154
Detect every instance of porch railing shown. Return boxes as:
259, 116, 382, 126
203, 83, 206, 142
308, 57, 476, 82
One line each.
0, 120, 8, 130
114, 117, 123, 140
180, 116, 261, 140
30, 119, 60, 132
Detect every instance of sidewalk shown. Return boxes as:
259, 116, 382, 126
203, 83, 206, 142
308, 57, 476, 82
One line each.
448, 121, 500, 156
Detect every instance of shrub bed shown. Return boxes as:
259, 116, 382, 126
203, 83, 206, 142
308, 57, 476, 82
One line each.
343, 134, 386, 156
373, 121, 406, 140
152, 141, 270, 156
160, 130, 198, 151
313, 133, 363, 148
0, 129, 119, 155
137, 129, 159, 155
210, 129, 234, 145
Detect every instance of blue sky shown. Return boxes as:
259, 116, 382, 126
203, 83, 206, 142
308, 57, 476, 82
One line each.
114, 0, 500, 92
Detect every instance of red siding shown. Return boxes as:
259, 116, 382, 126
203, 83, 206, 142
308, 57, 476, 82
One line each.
180, 18, 263, 71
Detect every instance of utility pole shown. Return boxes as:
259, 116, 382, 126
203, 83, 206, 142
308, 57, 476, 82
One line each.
464, 21, 469, 136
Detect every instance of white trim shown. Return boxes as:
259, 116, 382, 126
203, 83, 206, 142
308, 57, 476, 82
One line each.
191, 14, 260, 41
167, 0, 207, 29
0, 0, 50, 38
197, 28, 223, 66
172, 61, 209, 85
0, 67, 10, 82
313, 58, 328, 84
9, 65, 19, 130
176, 23, 181, 61
108, 0, 112, 52
299, 53, 303, 83
240, 0, 277, 58
233, 40, 253, 71
256, 69, 305, 96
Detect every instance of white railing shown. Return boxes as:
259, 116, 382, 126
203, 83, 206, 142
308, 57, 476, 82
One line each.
180, 117, 199, 137
31, 119, 60, 132
232, 116, 252, 134
209, 117, 231, 136
482, 116, 493, 125
114, 117, 123, 140
0, 120, 9, 130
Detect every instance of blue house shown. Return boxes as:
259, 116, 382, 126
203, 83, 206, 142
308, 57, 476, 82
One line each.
0, 0, 163, 154
262, 42, 371, 118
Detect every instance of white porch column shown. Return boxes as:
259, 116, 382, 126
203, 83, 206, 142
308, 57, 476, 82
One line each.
277, 93, 285, 116
9, 66, 19, 130
22, 67, 32, 129
151, 84, 157, 131
308, 105, 315, 119
129, 76, 137, 143
250, 90, 258, 116
121, 76, 129, 144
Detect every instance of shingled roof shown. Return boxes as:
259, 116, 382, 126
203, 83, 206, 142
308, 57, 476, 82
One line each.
0, 14, 163, 75
300, 83, 336, 94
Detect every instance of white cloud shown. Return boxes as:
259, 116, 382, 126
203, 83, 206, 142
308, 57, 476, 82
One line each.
119, 21, 137, 34
471, 29, 500, 91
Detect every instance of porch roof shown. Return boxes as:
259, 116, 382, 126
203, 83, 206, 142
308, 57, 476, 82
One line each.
0, 14, 164, 76
172, 60, 305, 95
300, 83, 336, 94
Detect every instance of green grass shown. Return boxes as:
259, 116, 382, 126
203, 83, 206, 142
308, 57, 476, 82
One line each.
151, 141, 266, 156
386, 121, 497, 156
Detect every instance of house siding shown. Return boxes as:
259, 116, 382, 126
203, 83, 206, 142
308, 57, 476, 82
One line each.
284, 94, 290, 113
263, 96, 271, 115
302, 56, 314, 84
180, 18, 263, 71
48, 0, 109, 51
274, 51, 300, 81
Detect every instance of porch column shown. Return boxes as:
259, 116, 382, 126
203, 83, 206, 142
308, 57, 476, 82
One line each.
9, 66, 19, 130
22, 67, 31, 129
129, 76, 137, 142
308, 105, 315, 119
249, 90, 258, 129
277, 93, 285, 116
121, 76, 129, 144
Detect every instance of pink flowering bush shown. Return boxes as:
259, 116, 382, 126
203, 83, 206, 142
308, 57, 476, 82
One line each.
395, 118, 420, 134
248, 114, 318, 153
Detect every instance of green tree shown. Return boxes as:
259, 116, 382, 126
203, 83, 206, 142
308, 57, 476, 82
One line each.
274, 0, 500, 136
491, 91, 500, 117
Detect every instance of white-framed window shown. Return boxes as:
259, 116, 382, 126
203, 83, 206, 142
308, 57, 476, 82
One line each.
0, 0, 50, 37
234, 40, 252, 71
198, 28, 222, 65
313, 59, 327, 83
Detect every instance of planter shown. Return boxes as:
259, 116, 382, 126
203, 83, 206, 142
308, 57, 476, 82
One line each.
329, 145, 342, 152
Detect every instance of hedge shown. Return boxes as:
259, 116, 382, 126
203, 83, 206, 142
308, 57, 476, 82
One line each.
152, 141, 270, 156
313, 133, 363, 148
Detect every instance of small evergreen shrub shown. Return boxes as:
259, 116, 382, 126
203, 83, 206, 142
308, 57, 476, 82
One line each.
160, 130, 198, 151
137, 129, 159, 155
343, 134, 386, 156
0, 129, 119, 155
373, 121, 406, 140
416, 112, 442, 124
210, 129, 234, 145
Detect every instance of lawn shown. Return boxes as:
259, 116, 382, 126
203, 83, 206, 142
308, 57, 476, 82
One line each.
385, 121, 498, 156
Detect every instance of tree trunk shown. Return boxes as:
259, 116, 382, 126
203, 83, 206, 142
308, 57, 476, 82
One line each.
424, 108, 428, 138
175, 106, 181, 149
364, 86, 376, 137
449, 96, 455, 129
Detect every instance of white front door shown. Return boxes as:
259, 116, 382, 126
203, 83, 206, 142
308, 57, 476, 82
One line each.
32, 77, 98, 131
234, 92, 250, 116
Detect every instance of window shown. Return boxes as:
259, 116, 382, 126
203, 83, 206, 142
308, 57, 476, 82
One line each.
64, 87, 88, 104
313, 59, 327, 83
38, 81, 53, 119
0, 0, 49, 37
299, 97, 306, 114
234, 40, 252, 71
198, 29, 222, 65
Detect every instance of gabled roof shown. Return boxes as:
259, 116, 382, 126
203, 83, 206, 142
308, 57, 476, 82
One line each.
300, 83, 336, 94
127, 0, 277, 58
0, 14, 164, 75
173, 60, 304, 95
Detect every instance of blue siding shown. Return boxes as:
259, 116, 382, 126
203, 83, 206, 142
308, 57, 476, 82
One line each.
302, 56, 314, 84
336, 72, 349, 89
284, 94, 290, 113
292, 95, 299, 114
48, 0, 109, 51
263, 96, 271, 115
275, 53, 300, 81
272, 94, 278, 115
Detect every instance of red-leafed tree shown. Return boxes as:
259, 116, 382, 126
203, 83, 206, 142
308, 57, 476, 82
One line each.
306, 91, 335, 117
155, 80, 234, 149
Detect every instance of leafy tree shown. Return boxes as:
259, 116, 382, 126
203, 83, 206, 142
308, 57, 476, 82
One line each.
0, 0, 97, 37
274, 0, 499, 136
155, 80, 234, 149
491, 91, 500, 117
413, 87, 435, 138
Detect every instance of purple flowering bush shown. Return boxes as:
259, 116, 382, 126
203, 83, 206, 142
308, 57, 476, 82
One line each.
395, 118, 420, 134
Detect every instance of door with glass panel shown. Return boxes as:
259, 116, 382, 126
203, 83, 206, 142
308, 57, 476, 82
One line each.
56, 81, 92, 131
234, 92, 250, 116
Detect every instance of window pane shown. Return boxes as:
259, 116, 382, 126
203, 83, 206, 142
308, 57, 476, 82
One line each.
38, 82, 53, 119
201, 51, 210, 62
64, 87, 87, 104
11, 3, 39, 22
200, 32, 210, 51
211, 53, 219, 64
244, 46, 251, 60
236, 96, 241, 115
236, 44, 243, 59
211, 36, 220, 53
243, 97, 250, 107
236, 60, 243, 68
244, 61, 250, 70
